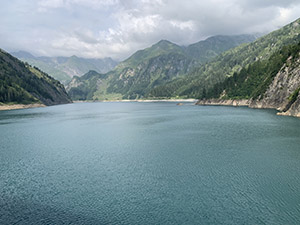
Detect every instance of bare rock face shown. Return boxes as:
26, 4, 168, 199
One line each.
65, 76, 82, 92
250, 56, 300, 111
197, 52, 300, 118
196, 99, 250, 106
278, 94, 300, 117
250, 54, 300, 116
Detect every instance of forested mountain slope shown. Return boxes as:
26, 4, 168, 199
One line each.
150, 18, 300, 98
67, 35, 255, 100
0, 49, 71, 106
197, 42, 300, 117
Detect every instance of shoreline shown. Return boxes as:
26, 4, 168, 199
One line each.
0, 103, 45, 111
0, 99, 197, 111
1, 99, 299, 117
196, 99, 300, 118
196, 99, 250, 107
74, 99, 198, 103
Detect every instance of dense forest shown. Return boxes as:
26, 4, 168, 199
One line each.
0, 49, 71, 105
149, 18, 300, 99
201, 42, 300, 100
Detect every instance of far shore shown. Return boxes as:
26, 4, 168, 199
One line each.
0, 99, 197, 111
0, 103, 45, 111
74, 99, 198, 103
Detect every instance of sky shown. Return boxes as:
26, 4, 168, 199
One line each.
1, 0, 300, 60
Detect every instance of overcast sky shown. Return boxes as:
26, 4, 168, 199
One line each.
1, 0, 300, 60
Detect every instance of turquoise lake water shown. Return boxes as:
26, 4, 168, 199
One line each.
1, 102, 300, 224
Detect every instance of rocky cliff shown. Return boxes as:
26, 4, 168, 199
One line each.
250, 55, 300, 111
197, 49, 300, 117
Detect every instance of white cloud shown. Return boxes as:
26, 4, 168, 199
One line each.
38, 0, 118, 11
1, 0, 300, 60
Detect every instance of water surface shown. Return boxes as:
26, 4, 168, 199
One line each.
1, 102, 300, 224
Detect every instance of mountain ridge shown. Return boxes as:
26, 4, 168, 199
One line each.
11, 52, 118, 84
150, 18, 300, 99
67, 34, 256, 100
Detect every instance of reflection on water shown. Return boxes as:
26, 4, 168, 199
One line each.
0, 111, 52, 125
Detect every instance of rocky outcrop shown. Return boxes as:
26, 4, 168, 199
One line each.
252, 54, 300, 117
196, 99, 250, 106
197, 53, 300, 117
250, 56, 300, 111
278, 94, 300, 117
65, 76, 82, 92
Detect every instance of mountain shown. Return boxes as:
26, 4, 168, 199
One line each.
197, 41, 300, 117
150, 18, 300, 99
11, 52, 118, 84
0, 49, 71, 106
67, 34, 255, 100
185, 34, 256, 63
67, 70, 113, 100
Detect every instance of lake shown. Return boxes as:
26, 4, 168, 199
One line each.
1, 102, 300, 224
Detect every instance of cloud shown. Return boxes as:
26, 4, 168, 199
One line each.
38, 0, 118, 11
1, 0, 300, 60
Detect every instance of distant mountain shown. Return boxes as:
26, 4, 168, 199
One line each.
185, 34, 256, 63
197, 41, 300, 117
118, 40, 186, 69
150, 18, 300, 98
67, 34, 256, 100
0, 49, 71, 106
11, 52, 118, 84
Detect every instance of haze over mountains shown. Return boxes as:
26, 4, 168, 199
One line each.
2, 17, 300, 117
11, 52, 118, 84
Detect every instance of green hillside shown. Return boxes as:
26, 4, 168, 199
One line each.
202, 42, 300, 100
150, 18, 300, 98
0, 49, 72, 105
118, 40, 186, 69
185, 34, 256, 63
67, 34, 255, 100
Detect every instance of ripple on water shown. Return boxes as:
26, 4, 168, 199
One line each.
1, 103, 300, 224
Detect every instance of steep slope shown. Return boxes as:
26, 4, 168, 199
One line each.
67, 70, 114, 100
197, 42, 300, 117
151, 18, 300, 98
185, 34, 256, 63
0, 49, 72, 106
118, 40, 186, 69
67, 35, 255, 100
107, 48, 198, 99
67, 40, 197, 100
11, 51, 118, 84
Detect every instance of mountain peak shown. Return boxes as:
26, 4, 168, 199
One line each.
152, 40, 178, 49
156, 39, 173, 45
11, 51, 35, 59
